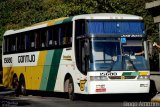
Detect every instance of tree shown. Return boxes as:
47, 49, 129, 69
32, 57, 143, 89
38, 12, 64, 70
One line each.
0, 0, 158, 71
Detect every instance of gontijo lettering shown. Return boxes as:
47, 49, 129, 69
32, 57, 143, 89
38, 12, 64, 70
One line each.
18, 54, 35, 63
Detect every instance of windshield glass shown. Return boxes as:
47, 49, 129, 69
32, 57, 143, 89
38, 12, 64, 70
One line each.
89, 37, 149, 71
122, 40, 149, 71
89, 38, 121, 71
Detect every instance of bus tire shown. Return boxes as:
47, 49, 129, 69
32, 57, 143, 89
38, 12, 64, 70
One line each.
19, 76, 27, 96
149, 80, 157, 98
68, 77, 77, 100
12, 75, 19, 96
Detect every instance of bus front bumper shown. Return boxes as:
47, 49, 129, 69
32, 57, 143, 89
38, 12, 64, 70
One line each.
88, 80, 150, 94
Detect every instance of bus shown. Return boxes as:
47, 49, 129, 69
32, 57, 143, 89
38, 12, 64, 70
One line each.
2, 13, 151, 100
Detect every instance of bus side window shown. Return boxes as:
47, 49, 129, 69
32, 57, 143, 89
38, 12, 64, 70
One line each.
10, 35, 16, 52
30, 32, 35, 49
41, 29, 47, 48
61, 26, 65, 45
58, 27, 63, 46
4, 37, 8, 53
63, 22, 72, 45
21, 34, 25, 51
25, 33, 30, 50
35, 30, 41, 49
57, 23, 72, 46
52, 26, 58, 46
17, 34, 25, 51
47, 28, 53, 46
5, 37, 7, 53
17, 35, 21, 51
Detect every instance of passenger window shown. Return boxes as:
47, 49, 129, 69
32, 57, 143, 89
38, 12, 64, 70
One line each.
4, 37, 8, 53
25, 33, 30, 50
10, 35, 16, 52
52, 26, 59, 46
63, 22, 72, 45
17, 34, 25, 51
47, 28, 53, 46
30, 32, 35, 48
35, 30, 41, 49
41, 29, 47, 48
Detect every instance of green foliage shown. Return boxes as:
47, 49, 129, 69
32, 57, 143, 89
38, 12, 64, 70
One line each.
0, 0, 157, 38
0, 0, 159, 66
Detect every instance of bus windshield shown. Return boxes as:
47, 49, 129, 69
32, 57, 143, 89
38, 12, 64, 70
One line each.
89, 38, 121, 71
122, 43, 149, 71
89, 37, 149, 71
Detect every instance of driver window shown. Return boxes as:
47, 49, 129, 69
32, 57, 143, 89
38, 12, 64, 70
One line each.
122, 39, 144, 56
75, 39, 87, 74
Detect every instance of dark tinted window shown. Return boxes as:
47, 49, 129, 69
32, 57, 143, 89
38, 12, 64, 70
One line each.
75, 20, 86, 36
3, 22, 73, 54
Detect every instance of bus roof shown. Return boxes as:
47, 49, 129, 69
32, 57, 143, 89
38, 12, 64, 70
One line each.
3, 13, 143, 36
73, 13, 143, 20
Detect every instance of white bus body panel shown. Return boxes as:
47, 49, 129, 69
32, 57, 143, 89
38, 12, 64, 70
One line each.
88, 80, 150, 94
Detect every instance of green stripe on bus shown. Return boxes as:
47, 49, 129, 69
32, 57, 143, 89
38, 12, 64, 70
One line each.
55, 20, 64, 25
62, 16, 73, 23
55, 17, 73, 25
122, 72, 132, 76
122, 72, 139, 76
46, 49, 63, 91
131, 72, 139, 76
40, 50, 55, 90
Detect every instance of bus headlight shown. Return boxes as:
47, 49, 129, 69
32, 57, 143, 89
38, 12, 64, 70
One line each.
90, 76, 108, 81
137, 75, 149, 80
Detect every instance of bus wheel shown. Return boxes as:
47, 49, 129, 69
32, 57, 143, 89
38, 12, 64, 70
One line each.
12, 76, 19, 96
68, 77, 77, 100
19, 76, 27, 96
149, 80, 157, 98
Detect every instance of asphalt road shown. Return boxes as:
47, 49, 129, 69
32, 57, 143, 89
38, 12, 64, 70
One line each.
0, 92, 160, 107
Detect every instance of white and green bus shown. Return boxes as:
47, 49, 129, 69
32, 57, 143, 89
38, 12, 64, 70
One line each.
2, 13, 150, 100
